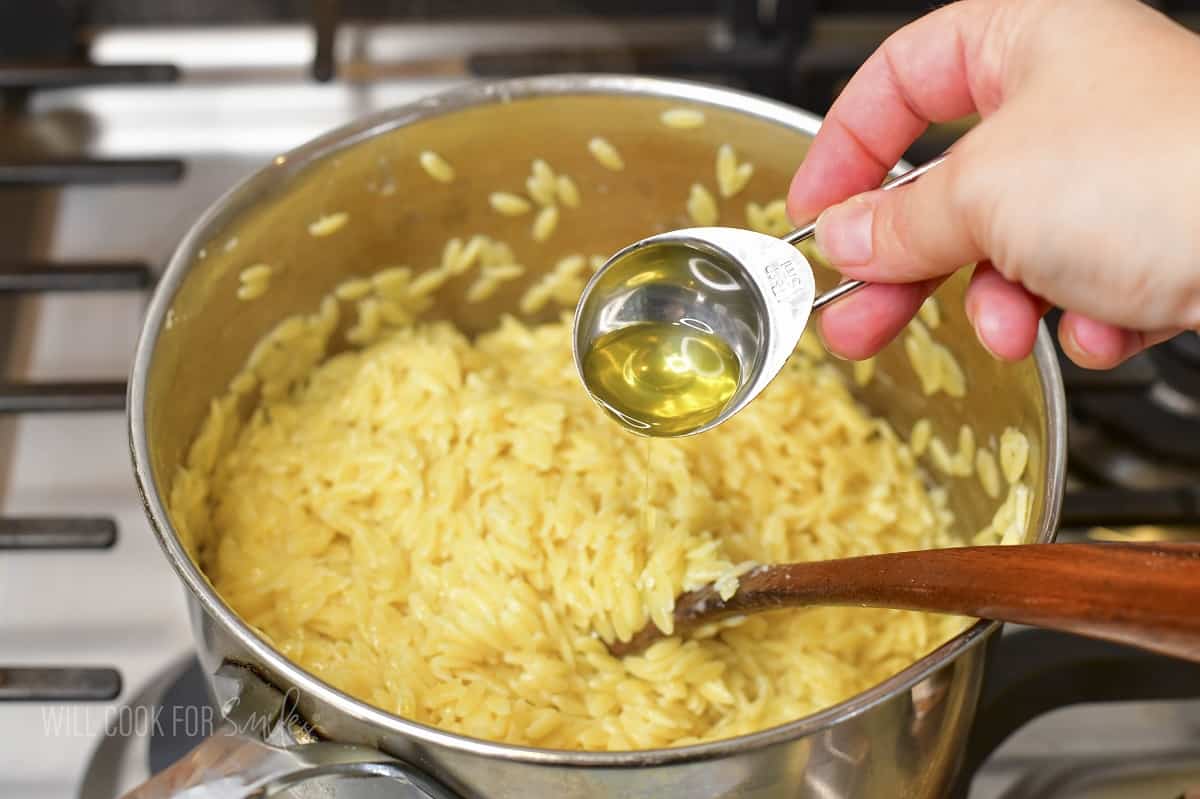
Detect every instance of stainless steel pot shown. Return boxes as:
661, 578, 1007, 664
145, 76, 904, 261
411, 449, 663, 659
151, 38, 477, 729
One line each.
128, 74, 1067, 798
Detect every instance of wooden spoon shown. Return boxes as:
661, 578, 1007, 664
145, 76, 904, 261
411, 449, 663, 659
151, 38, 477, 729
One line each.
607, 542, 1200, 660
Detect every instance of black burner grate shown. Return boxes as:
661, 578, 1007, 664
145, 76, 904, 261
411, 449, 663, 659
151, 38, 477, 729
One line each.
0, 159, 184, 185
1150, 332, 1200, 401
0, 380, 127, 413
1051, 311, 1200, 475
0, 62, 178, 90
0, 667, 122, 702
0, 516, 117, 549
0, 44, 181, 711
0, 260, 153, 292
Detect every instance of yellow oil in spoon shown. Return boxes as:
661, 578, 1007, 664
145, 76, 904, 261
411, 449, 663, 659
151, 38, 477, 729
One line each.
582, 320, 741, 436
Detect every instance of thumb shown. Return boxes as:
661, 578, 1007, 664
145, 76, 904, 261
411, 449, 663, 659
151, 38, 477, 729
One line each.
813, 157, 987, 284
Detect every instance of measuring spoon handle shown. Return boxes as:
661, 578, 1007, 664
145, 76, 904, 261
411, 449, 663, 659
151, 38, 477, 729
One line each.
785, 154, 949, 310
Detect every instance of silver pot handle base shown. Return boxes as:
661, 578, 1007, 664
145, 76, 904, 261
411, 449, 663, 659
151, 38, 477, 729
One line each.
119, 662, 460, 799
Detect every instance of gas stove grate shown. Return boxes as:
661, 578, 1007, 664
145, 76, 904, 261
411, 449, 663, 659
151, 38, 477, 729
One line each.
1061, 486, 1200, 529
0, 61, 177, 90
0, 55, 179, 719
0, 667, 122, 702
0, 516, 117, 549
0, 159, 184, 185
0, 380, 127, 413
0, 53, 185, 184
0, 223, 158, 416
0, 513, 124, 702
0, 261, 153, 292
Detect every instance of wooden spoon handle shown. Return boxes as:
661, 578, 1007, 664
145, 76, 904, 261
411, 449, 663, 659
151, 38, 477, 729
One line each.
615, 543, 1200, 659
753, 543, 1200, 660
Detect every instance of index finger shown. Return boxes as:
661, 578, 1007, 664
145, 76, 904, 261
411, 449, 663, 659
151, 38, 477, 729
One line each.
787, 0, 1009, 223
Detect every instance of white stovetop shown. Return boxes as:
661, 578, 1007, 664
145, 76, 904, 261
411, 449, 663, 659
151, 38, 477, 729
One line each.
0, 24, 469, 797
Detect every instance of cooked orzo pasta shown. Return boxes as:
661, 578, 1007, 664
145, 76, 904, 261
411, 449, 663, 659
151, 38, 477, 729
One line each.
171, 246, 971, 750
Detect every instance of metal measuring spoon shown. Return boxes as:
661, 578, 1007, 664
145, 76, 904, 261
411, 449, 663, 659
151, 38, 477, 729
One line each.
573, 156, 945, 437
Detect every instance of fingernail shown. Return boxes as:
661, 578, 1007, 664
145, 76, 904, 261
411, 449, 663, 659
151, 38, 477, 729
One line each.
1061, 321, 1085, 358
815, 198, 874, 267
972, 310, 1002, 360
815, 321, 848, 360
964, 294, 978, 327
1068, 316, 1139, 365
974, 316, 1003, 357
1067, 316, 1108, 360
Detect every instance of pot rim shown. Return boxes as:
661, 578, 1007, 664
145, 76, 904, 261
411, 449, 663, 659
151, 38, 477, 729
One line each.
128, 73, 1068, 768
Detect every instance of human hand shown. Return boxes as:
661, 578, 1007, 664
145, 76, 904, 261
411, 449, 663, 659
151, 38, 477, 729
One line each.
788, 0, 1200, 368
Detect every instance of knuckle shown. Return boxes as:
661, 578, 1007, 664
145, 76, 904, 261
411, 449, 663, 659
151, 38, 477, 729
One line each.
877, 157, 975, 272
871, 190, 919, 270
944, 138, 1004, 262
